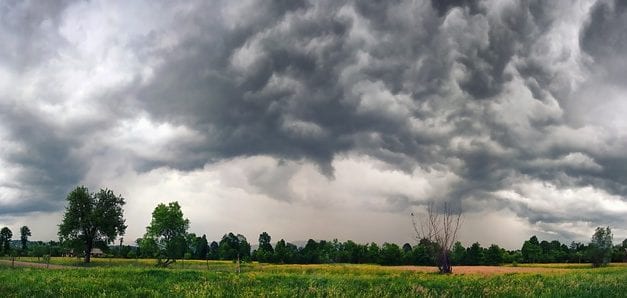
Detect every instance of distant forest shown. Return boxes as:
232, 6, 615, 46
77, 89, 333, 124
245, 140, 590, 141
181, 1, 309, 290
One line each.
2, 186, 625, 267
4, 231, 627, 266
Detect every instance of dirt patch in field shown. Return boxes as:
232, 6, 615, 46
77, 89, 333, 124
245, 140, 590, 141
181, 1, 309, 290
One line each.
394, 265, 568, 275
0, 259, 77, 269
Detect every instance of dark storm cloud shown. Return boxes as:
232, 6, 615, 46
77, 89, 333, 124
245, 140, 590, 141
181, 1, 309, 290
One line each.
430, 0, 483, 16
1, 0, 626, 241
572, 0, 627, 195
131, 0, 627, 234
0, 0, 74, 71
0, 0, 82, 214
133, 2, 561, 182
580, 0, 627, 66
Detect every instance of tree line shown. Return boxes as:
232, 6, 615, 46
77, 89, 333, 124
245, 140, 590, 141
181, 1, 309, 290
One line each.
1, 186, 626, 268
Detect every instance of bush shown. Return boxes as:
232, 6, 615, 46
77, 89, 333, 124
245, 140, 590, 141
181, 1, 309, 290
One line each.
127, 250, 137, 259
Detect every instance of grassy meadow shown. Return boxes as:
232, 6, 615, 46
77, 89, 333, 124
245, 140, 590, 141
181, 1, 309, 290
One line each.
1, 258, 626, 297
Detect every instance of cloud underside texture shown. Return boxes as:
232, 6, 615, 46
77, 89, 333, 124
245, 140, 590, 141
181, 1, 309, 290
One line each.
1, 0, 626, 243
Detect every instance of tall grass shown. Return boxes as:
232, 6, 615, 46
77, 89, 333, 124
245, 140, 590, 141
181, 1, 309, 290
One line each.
1, 261, 626, 297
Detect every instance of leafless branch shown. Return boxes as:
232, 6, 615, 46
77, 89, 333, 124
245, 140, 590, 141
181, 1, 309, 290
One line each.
411, 202, 462, 274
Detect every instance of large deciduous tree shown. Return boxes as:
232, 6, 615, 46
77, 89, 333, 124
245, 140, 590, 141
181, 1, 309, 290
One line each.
218, 232, 251, 261
589, 226, 613, 267
485, 244, 504, 265
58, 186, 127, 263
194, 234, 209, 260
274, 239, 287, 263
0, 227, 13, 255
412, 202, 462, 274
144, 201, 190, 267
20, 226, 31, 253
256, 232, 274, 262
521, 236, 541, 263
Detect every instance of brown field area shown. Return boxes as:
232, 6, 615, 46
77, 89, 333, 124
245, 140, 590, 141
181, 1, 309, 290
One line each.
394, 265, 567, 275
0, 259, 75, 269
5, 257, 625, 275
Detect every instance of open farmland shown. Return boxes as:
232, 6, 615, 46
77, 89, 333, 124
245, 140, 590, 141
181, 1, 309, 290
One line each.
1, 259, 626, 297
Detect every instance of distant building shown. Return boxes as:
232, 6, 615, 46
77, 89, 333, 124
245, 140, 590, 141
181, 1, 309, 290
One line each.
91, 248, 104, 257
67, 248, 106, 258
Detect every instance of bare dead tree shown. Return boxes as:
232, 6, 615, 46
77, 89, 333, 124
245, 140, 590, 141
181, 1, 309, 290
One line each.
412, 202, 462, 274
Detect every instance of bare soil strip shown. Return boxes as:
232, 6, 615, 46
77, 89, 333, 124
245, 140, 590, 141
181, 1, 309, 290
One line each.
0, 259, 77, 269
1, 260, 572, 275
394, 265, 568, 275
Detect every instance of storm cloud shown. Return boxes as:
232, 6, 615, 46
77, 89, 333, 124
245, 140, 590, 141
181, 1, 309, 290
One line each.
1, 0, 626, 246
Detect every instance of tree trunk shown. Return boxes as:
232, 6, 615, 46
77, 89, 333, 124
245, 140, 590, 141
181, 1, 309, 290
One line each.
237, 254, 241, 274
438, 250, 452, 274
84, 240, 93, 263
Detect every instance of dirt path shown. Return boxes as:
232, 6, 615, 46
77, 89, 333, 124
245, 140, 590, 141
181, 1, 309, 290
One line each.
394, 265, 568, 275
0, 259, 78, 269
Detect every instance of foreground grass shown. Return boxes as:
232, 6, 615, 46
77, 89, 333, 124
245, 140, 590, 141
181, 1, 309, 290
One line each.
1, 262, 626, 297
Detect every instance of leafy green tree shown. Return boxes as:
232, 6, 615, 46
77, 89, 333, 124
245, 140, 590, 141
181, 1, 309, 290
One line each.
343, 240, 367, 264
195, 235, 209, 260
20, 226, 31, 253
138, 237, 159, 258
218, 233, 251, 261
401, 243, 413, 265
556, 242, 570, 263
451, 241, 466, 265
485, 244, 503, 265
413, 238, 437, 266
285, 242, 298, 263
380, 243, 402, 265
301, 239, 320, 263
257, 232, 274, 262
32, 244, 47, 260
144, 201, 190, 267
58, 186, 127, 263
589, 226, 612, 267
237, 234, 252, 261
366, 242, 380, 264
465, 242, 484, 265
521, 236, 542, 263
0, 227, 12, 255
209, 241, 219, 260
612, 243, 625, 262
402, 243, 412, 254
507, 250, 523, 264
569, 241, 586, 263
274, 239, 287, 263
185, 233, 198, 257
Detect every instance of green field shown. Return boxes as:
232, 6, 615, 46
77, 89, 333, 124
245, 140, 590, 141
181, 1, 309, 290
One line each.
1, 258, 626, 297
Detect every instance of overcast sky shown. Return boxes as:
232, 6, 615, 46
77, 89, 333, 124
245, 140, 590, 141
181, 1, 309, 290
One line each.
1, 0, 626, 249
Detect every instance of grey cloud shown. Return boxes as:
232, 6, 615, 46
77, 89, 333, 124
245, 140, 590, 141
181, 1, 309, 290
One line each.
246, 159, 300, 202
0, 0, 148, 214
0, 103, 85, 215
0, 0, 74, 71
128, 0, 627, 223
580, 0, 627, 66
430, 0, 483, 17
1, 0, 626, 242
